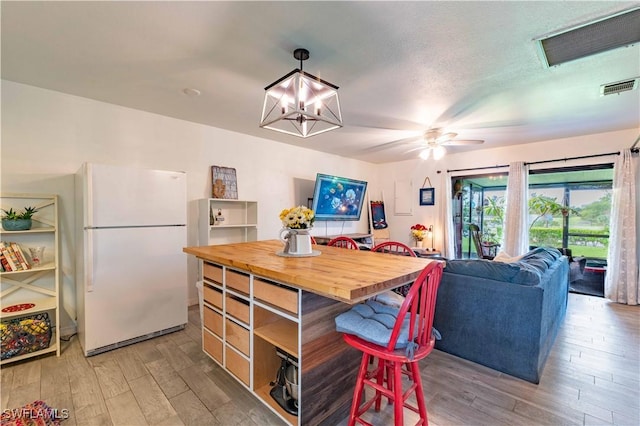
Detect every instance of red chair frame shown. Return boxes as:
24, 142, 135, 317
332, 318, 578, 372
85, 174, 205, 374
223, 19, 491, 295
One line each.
372, 241, 417, 257
342, 261, 444, 426
327, 236, 360, 250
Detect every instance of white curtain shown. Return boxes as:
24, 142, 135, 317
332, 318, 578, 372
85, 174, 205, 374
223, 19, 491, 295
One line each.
502, 161, 530, 256
440, 172, 456, 258
605, 149, 638, 305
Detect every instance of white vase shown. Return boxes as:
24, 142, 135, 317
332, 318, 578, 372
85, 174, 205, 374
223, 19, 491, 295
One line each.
280, 228, 313, 255
416, 240, 424, 248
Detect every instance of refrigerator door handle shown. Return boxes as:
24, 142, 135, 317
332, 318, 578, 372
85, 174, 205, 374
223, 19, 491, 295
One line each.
86, 230, 94, 292
86, 163, 93, 226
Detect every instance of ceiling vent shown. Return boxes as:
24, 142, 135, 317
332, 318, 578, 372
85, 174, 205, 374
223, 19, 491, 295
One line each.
535, 7, 640, 67
600, 77, 639, 96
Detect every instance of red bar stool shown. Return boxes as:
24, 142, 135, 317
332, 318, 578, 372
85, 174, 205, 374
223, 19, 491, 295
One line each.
337, 261, 444, 426
372, 241, 418, 298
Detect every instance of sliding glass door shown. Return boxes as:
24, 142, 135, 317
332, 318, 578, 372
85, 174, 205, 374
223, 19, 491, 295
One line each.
450, 164, 613, 260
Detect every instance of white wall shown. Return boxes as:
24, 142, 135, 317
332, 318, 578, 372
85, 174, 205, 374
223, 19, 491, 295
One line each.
1, 80, 378, 333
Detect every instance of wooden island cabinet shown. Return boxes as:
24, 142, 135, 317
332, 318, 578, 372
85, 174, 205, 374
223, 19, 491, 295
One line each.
183, 240, 432, 425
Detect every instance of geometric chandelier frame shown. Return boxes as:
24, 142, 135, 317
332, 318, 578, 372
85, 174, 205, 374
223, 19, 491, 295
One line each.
260, 48, 343, 138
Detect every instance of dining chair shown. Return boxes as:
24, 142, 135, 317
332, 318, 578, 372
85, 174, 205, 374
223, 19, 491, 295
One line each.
371, 241, 417, 257
327, 236, 360, 250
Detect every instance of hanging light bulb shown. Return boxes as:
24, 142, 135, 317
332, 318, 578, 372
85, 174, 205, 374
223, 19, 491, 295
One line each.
419, 148, 431, 160
433, 145, 447, 160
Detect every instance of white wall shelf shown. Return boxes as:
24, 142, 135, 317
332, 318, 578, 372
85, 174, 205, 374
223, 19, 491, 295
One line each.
198, 199, 258, 245
0, 193, 60, 365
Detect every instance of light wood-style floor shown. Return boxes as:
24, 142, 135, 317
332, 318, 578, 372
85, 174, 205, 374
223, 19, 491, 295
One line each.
1, 293, 638, 426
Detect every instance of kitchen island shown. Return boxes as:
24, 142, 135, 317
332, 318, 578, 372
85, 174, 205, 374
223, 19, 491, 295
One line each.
183, 240, 432, 425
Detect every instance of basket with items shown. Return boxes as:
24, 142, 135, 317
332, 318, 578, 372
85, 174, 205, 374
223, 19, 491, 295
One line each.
1, 312, 52, 360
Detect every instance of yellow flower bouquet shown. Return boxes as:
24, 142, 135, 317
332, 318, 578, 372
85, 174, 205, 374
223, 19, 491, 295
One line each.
279, 206, 315, 229
410, 223, 427, 241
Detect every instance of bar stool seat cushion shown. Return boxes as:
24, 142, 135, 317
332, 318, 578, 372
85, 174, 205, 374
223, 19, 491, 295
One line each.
372, 290, 406, 308
335, 300, 413, 350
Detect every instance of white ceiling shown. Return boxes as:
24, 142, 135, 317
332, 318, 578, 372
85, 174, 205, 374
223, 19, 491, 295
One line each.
2, 1, 639, 163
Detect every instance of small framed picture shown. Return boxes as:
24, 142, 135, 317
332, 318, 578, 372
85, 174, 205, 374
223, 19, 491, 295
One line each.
419, 188, 435, 206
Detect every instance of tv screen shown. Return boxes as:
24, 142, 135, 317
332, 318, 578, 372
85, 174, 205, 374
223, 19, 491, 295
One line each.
311, 173, 368, 221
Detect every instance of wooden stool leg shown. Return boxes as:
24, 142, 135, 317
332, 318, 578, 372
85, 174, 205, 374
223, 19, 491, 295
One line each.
410, 361, 429, 425
393, 362, 404, 426
349, 353, 370, 426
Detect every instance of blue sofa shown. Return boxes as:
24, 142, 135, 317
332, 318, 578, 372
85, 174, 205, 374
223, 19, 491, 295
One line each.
433, 247, 569, 383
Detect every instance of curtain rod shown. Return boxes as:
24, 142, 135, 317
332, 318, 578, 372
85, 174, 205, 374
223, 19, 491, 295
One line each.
524, 151, 620, 166
446, 164, 509, 173
446, 149, 637, 173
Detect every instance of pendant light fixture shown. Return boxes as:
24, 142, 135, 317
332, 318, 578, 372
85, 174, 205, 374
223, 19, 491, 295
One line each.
260, 48, 342, 138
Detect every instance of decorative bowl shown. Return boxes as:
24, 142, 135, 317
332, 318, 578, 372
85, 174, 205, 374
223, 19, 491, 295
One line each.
1, 219, 32, 231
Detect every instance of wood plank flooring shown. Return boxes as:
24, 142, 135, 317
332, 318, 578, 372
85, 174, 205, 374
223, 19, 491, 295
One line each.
1, 293, 638, 425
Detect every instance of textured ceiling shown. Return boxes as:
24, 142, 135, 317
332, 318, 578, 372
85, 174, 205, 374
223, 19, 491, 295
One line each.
2, 1, 639, 163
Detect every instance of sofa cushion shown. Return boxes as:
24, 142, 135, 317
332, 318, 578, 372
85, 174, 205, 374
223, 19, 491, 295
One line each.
444, 259, 522, 282
512, 247, 563, 283
444, 247, 563, 286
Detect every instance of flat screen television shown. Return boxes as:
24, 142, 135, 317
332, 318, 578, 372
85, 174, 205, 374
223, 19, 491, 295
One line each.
311, 173, 368, 221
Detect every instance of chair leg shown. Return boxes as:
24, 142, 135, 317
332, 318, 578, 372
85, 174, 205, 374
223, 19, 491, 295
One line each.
409, 361, 429, 425
393, 362, 404, 426
375, 357, 385, 411
348, 353, 371, 426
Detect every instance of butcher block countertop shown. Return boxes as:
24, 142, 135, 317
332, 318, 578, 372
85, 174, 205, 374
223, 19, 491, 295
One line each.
184, 239, 434, 304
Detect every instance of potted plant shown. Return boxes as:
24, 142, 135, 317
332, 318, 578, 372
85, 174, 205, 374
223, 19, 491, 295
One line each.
1, 206, 38, 231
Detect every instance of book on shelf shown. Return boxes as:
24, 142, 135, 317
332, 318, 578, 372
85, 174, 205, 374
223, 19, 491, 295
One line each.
0, 241, 31, 271
10, 242, 30, 270
0, 250, 10, 271
0, 242, 19, 271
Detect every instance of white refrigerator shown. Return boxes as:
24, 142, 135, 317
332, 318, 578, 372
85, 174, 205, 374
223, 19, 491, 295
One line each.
75, 163, 188, 356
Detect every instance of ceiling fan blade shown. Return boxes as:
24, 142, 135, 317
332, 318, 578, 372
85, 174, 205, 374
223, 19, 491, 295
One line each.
435, 132, 457, 143
346, 113, 425, 132
441, 139, 484, 146
405, 146, 426, 154
360, 135, 422, 153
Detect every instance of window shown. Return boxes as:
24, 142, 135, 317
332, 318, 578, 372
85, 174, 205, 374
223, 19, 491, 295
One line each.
529, 165, 613, 259
451, 164, 613, 260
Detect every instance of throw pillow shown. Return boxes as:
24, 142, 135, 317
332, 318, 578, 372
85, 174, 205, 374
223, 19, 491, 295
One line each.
493, 251, 526, 263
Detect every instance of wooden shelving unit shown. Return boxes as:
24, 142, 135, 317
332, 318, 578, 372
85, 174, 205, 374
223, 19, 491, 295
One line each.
198, 199, 258, 245
0, 193, 60, 365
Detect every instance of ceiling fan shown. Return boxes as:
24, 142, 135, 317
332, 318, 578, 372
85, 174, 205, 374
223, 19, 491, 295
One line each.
406, 128, 484, 160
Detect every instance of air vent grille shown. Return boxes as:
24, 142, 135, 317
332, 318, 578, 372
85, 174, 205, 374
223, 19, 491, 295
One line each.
536, 7, 640, 67
601, 78, 639, 96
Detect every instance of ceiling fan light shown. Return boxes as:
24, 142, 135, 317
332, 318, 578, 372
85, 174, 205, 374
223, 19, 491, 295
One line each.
433, 145, 447, 160
260, 48, 342, 138
419, 148, 431, 160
